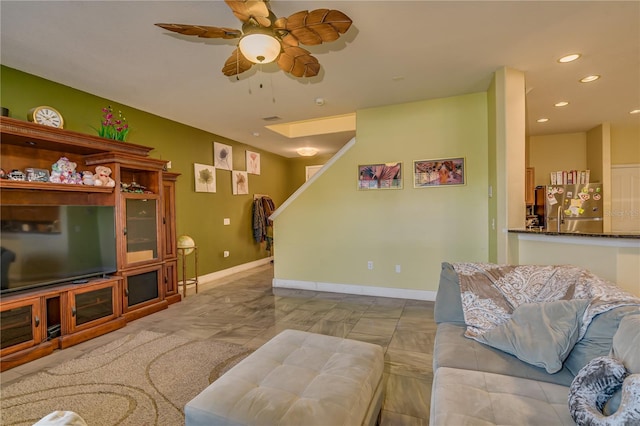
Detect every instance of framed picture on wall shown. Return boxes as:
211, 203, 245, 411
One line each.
214, 142, 233, 170
194, 163, 216, 193
232, 170, 248, 195
357, 162, 403, 190
246, 150, 261, 175
413, 157, 465, 187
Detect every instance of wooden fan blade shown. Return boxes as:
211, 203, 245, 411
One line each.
280, 33, 299, 47
285, 9, 352, 46
273, 17, 298, 46
155, 23, 241, 39
222, 48, 254, 76
224, 0, 271, 27
277, 46, 320, 78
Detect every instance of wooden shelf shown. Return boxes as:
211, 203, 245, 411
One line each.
0, 116, 152, 157
0, 180, 114, 193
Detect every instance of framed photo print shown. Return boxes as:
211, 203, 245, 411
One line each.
232, 170, 248, 195
214, 142, 233, 170
246, 150, 260, 175
413, 157, 465, 187
194, 163, 216, 193
358, 162, 403, 190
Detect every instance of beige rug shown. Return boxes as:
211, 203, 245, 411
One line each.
1, 330, 251, 425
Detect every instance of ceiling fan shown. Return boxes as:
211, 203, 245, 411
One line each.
155, 0, 353, 78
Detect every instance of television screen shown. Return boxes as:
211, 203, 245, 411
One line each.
1, 205, 117, 294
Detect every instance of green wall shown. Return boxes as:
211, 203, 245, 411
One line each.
273, 93, 489, 294
287, 154, 334, 189
0, 66, 298, 278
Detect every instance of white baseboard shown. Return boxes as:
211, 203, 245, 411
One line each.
272, 278, 437, 301
193, 257, 273, 287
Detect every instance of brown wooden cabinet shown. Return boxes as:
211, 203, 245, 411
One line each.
61, 278, 124, 348
0, 117, 178, 370
0, 277, 124, 370
1, 296, 45, 357
162, 173, 181, 304
525, 167, 535, 206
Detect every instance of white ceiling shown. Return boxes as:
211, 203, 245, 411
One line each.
1, 1, 639, 158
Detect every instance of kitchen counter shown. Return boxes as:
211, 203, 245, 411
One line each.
509, 228, 640, 239
508, 230, 640, 296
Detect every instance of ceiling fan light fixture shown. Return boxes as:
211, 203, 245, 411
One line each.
239, 32, 281, 64
296, 147, 318, 157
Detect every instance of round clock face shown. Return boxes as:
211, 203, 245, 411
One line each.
29, 106, 64, 128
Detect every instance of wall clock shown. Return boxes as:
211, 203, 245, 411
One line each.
27, 106, 64, 129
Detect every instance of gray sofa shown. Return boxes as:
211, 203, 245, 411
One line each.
430, 262, 640, 425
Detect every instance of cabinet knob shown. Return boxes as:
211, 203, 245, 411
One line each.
34, 316, 40, 327
125, 288, 129, 296
72, 307, 76, 317
123, 227, 127, 235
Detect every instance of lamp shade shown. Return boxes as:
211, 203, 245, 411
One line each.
177, 235, 196, 255
239, 33, 280, 63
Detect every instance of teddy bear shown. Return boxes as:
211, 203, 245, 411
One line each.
94, 165, 115, 187
81, 171, 95, 186
50, 156, 82, 184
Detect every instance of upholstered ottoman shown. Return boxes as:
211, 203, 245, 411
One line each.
185, 329, 385, 426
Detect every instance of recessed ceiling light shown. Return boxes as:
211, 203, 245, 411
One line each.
630, 109, 640, 115
554, 101, 569, 107
314, 98, 325, 106
537, 118, 549, 123
558, 53, 581, 63
580, 75, 600, 83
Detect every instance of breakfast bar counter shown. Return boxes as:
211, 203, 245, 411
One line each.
507, 229, 640, 297
508, 228, 640, 240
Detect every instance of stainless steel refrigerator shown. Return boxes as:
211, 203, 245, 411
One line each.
535, 184, 604, 233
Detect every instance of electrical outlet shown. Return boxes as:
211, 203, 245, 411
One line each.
367, 261, 373, 270
223, 218, 230, 225
166, 161, 172, 169
395, 264, 401, 273
223, 251, 229, 257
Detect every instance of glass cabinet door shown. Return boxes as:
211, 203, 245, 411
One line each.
0, 297, 42, 355
124, 197, 159, 265
74, 287, 113, 326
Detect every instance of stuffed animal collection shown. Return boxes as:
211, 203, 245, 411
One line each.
46, 156, 115, 187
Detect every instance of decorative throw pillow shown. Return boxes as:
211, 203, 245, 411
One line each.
434, 262, 465, 324
565, 306, 640, 377
476, 299, 589, 373
568, 356, 640, 425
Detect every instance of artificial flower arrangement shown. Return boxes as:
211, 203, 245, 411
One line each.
95, 105, 130, 141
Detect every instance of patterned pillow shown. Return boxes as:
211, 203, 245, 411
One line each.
569, 356, 640, 425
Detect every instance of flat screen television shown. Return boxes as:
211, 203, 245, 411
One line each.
1, 205, 117, 294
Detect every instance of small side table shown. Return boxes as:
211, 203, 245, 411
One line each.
178, 246, 198, 298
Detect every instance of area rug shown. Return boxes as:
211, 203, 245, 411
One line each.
1, 330, 252, 425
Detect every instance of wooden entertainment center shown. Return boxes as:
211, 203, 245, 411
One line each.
0, 117, 180, 371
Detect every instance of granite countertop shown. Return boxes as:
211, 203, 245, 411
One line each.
508, 228, 640, 239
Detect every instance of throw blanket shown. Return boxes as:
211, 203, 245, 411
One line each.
452, 263, 640, 340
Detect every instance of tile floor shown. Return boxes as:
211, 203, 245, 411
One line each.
1, 264, 435, 425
